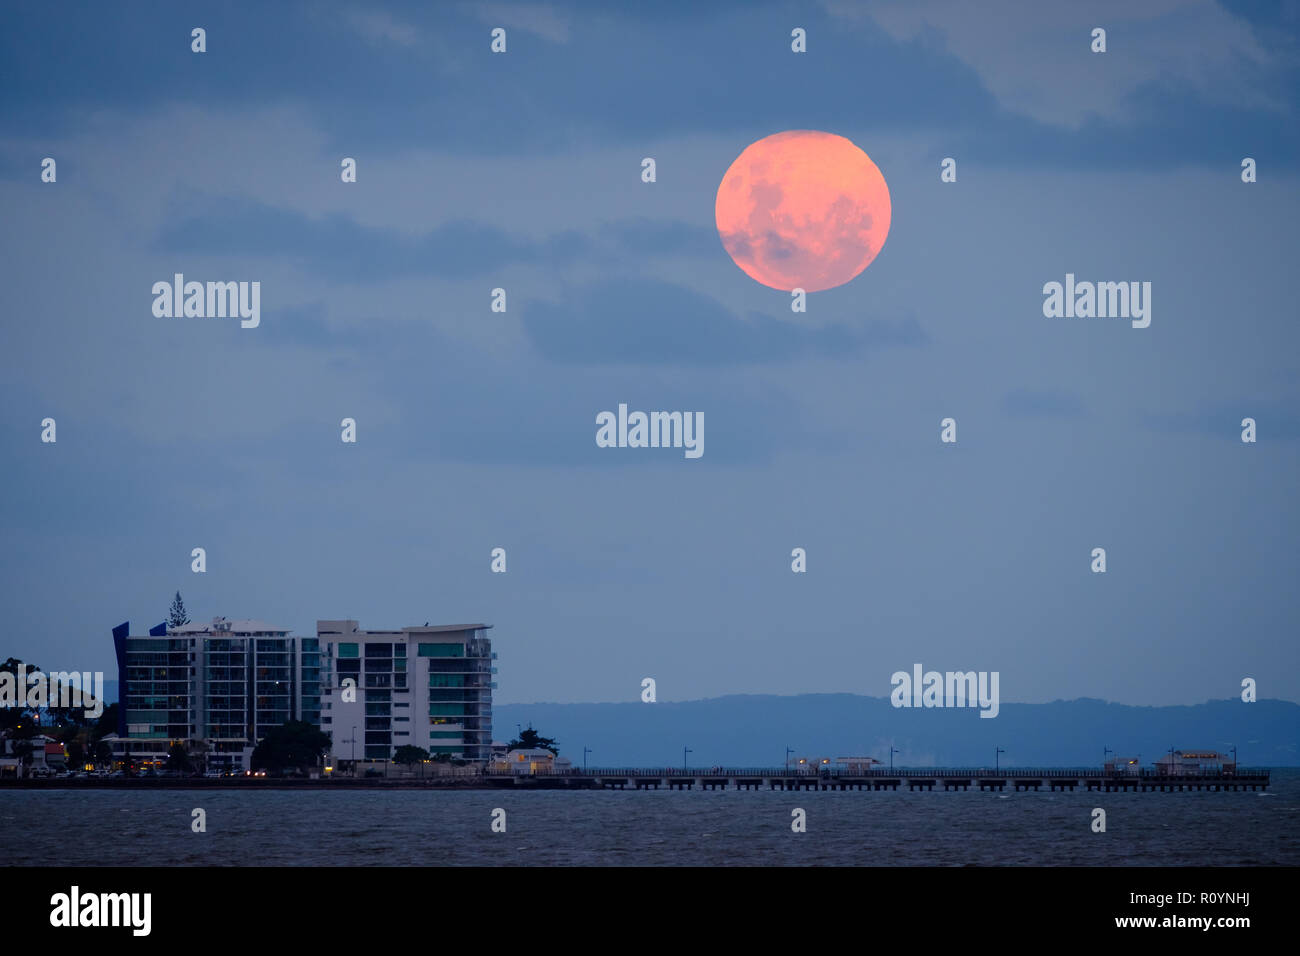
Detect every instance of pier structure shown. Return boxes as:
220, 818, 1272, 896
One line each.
482, 766, 1272, 792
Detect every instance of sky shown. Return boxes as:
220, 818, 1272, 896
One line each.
1, 0, 1298, 708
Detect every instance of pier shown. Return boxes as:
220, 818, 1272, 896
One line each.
484, 766, 1273, 792
0, 766, 1272, 791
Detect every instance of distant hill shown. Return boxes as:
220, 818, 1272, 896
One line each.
98, 679, 1297, 767
495, 694, 1300, 768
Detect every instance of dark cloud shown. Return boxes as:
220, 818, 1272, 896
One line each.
151, 195, 592, 280
150, 196, 740, 281
8, 1, 1290, 170
522, 277, 927, 366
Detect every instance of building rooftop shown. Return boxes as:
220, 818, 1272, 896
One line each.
170, 618, 290, 635
316, 620, 491, 635
403, 623, 491, 634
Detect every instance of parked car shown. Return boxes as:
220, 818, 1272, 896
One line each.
202, 769, 223, 778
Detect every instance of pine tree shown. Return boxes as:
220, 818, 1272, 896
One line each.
168, 591, 190, 630
508, 725, 559, 755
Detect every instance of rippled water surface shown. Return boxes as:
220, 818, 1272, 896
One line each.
5, 770, 1298, 866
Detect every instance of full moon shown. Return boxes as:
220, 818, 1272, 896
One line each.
715, 130, 891, 292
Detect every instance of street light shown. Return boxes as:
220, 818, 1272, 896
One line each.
995, 747, 1005, 773
889, 746, 900, 773
683, 746, 692, 772
583, 746, 592, 773
785, 746, 794, 776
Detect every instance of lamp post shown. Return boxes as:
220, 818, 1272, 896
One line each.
683, 747, 691, 773
583, 747, 592, 773
995, 747, 1005, 773
785, 747, 794, 776
889, 746, 900, 773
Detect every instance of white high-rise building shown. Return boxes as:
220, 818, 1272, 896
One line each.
316, 621, 496, 765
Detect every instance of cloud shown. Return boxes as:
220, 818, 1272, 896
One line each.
150, 194, 595, 280
825, 0, 1284, 129
149, 195, 751, 283
522, 277, 927, 366
466, 2, 571, 44
347, 9, 420, 48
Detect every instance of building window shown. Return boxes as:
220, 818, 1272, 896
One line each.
338, 643, 359, 659
418, 643, 465, 657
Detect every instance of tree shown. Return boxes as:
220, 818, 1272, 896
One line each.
91, 703, 118, 742
168, 592, 190, 630
0, 658, 40, 733
11, 739, 35, 771
187, 738, 208, 774
93, 740, 112, 769
250, 720, 331, 776
166, 742, 191, 773
65, 734, 86, 771
507, 724, 559, 755
393, 745, 429, 767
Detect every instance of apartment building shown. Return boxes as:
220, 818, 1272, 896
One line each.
316, 620, 495, 765
111, 617, 319, 771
